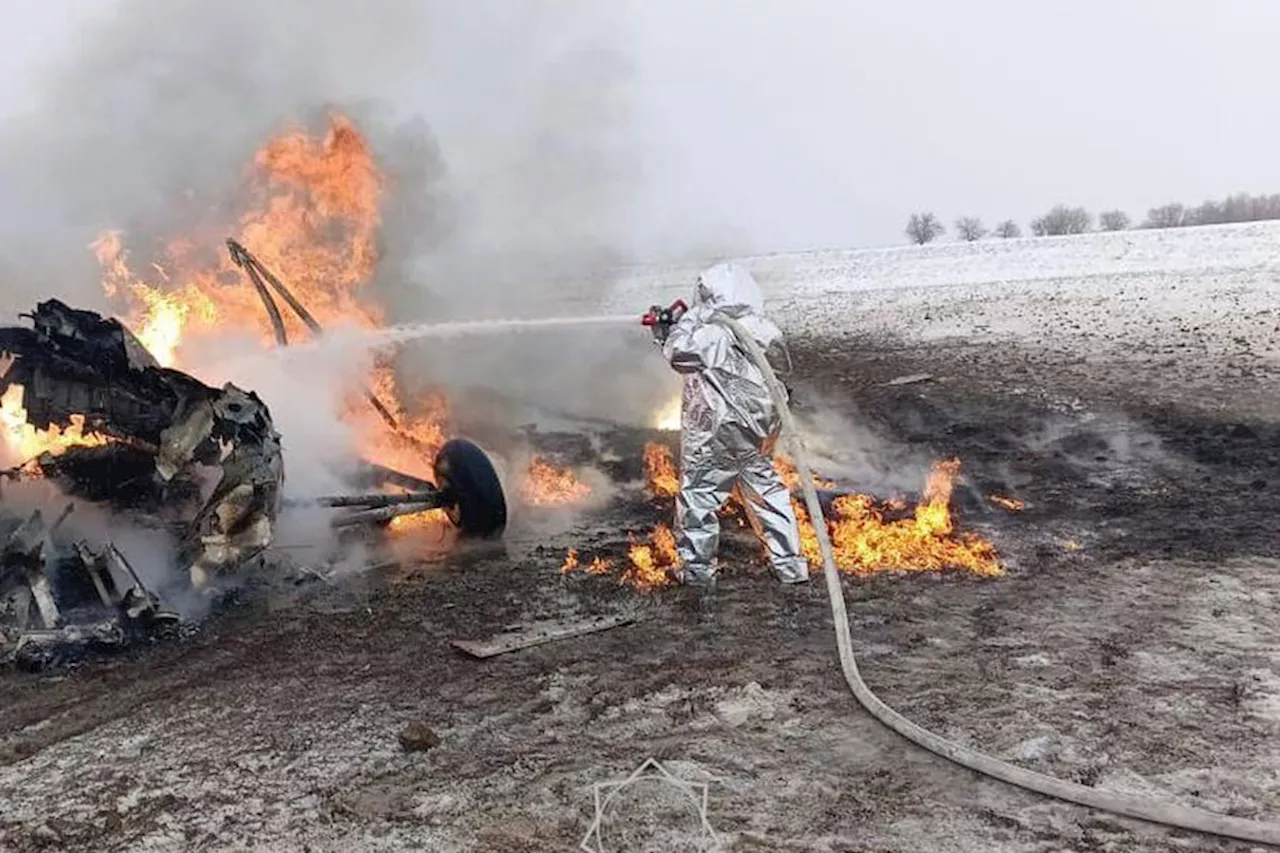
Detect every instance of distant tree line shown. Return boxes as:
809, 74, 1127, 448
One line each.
1142, 193, 1280, 229
903, 191, 1280, 245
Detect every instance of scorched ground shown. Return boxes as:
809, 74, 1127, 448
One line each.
2, 271, 1279, 849
0, 120, 1277, 850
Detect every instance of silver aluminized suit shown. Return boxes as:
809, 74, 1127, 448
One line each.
660, 262, 808, 586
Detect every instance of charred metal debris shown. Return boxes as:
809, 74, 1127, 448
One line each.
0, 298, 283, 669
0, 240, 510, 670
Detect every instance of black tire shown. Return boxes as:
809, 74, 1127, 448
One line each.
433, 438, 507, 539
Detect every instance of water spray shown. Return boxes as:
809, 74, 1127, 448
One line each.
354, 314, 641, 348
242, 313, 644, 372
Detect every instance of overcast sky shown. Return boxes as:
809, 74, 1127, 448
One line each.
1, 0, 1277, 263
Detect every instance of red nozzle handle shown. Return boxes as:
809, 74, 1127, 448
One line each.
641, 299, 688, 326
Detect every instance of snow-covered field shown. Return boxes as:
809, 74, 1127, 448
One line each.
605, 220, 1280, 360
3, 222, 1280, 853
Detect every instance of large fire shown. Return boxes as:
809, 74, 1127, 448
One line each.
565, 442, 1005, 591
86, 116, 427, 469
0, 113, 585, 530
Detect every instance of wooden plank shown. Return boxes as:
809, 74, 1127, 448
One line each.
883, 372, 934, 387
451, 613, 638, 658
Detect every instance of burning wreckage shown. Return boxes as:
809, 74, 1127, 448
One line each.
0, 295, 507, 670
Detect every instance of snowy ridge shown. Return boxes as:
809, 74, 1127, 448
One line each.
594, 221, 1280, 349
603, 221, 1280, 309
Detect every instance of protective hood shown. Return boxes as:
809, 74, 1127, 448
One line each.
695, 262, 781, 347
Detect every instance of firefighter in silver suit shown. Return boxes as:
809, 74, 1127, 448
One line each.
651, 262, 809, 587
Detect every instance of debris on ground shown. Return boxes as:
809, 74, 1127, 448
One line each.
0, 504, 178, 671
882, 372, 934, 387
0, 299, 282, 666
450, 613, 639, 658
398, 721, 442, 753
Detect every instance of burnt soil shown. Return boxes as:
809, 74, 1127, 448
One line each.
0, 335, 1277, 852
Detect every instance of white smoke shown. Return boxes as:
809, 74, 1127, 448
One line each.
0, 0, 701, 428
0, 0, 746, 621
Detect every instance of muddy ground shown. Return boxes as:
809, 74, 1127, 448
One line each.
0, 327, 1278, 853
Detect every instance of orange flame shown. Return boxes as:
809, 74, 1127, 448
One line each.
574, 454, 1002, 590
643, 442, 679, 499
560, 550, 615, 577
623, 524, 680, 591
0, 385, 110, 463
560, 528, 679, 592
70, 114, 456, 522
519, 456, 591, 507
387, 507, 451, 534
88, 232, 217, 368
88, 117, 384, 358
796, 459, 1002, 576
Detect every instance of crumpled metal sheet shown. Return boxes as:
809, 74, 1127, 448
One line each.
0, 300, 284, 591
176, 386, 284, 587
0, 506, 177, 670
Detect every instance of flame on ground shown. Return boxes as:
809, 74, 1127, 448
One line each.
561, 525, 679, 592
796, 459, 1002, 577
624, 524, 680, 591
577, 453, 1003, 590
990, 494, 1025, 511
560, 549, 617, 578
520, 456, 591, 507
643, 442, 679, 499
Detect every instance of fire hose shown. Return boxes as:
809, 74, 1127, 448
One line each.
711, 311, 1280, 848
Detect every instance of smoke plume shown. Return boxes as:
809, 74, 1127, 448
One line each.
0, 0, 689, 430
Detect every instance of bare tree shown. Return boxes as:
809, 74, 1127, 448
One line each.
1142, 203, 1187, 229
1030, 205, 1092, 236
1188, 199, 1222, 226
994, 219, 1021, 239
1098, 209, 1130, 231
954, 216, 987, 242
1162, 193, 1280, 227
905, 212, 945, 245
